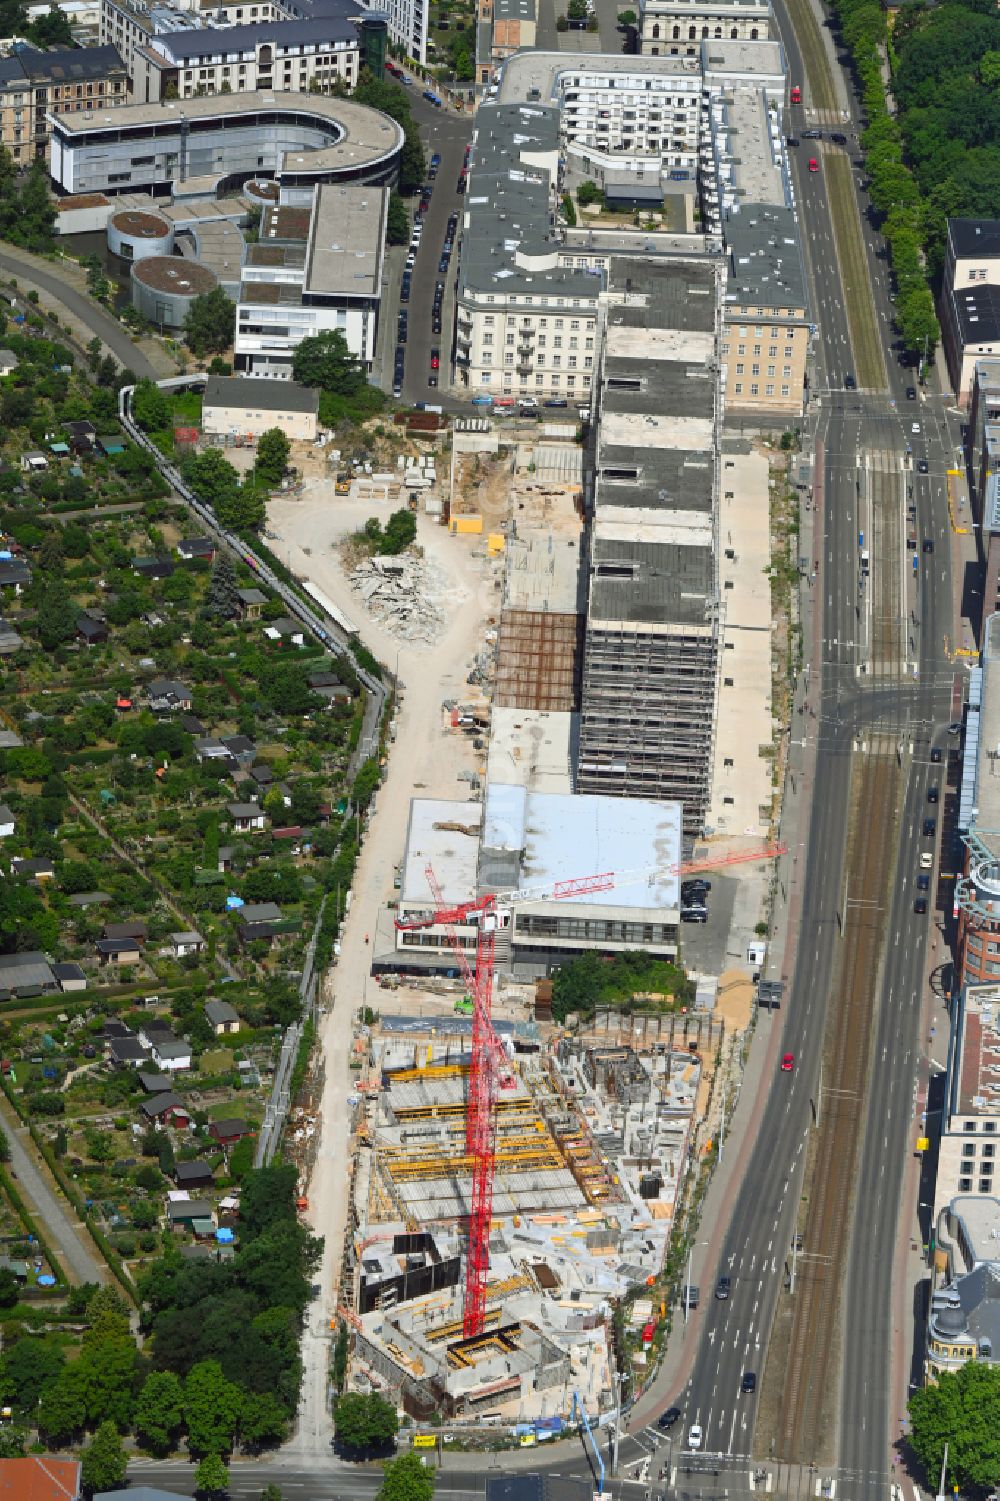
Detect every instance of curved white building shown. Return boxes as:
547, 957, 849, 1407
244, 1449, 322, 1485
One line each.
49, 90, 404, 199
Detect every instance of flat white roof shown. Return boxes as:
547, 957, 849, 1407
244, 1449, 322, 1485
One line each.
401, 799, 482, 906
605, 325, 715, 363
485, 783, 682, 909
599, 410, 714, 452
486, 707, 575, 795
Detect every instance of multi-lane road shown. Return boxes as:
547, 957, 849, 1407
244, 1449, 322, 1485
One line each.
662, 0, 961, 1488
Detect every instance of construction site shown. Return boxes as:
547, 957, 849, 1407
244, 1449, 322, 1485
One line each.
339, 1008, 722, 1427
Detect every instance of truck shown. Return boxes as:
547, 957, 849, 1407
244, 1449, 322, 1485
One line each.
335, 472, 351, 495
454, 996, 474, 1015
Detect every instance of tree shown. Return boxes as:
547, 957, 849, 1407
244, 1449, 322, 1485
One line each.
35, 579, 78, 651
81, 1421, 128, 1496
213, 485, 266, 531
292, 330, 364, 395
0, 1270, 19, 1310
206, 553, 241, 620
2, 1336, 64, 1413
386, 192, 409, 246
331, 1322, 349, 1394
134, 1370, 184, 1457
15, 159, 56, 251
577, 179, 603, 206
333, 1391, 398, 1455
184, 1359, 243, 1456
238, 1390, 288, 1449
37, 1369, 87, 1444
909, 1361, 1000, 1490
378, 1452, 436, 1501
182, 449, 241, 509
195, 1454, 231, 1498
261, 1487, 283, 1501
183, 288, 236, 358
133, 378, 171, 434
29, 6, 74, 46
255, 428, 290, 486
399, 122, 426, 194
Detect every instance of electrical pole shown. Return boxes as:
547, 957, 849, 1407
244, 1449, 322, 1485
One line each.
685, 1247, 693, 1323
935, 1442, 948, 1501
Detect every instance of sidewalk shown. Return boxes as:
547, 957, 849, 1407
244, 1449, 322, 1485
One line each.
629, 434, 824, 1430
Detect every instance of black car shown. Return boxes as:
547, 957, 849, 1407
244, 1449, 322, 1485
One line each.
831, 131, 847, 144
923, 818, 937, 837
544, 398, 569, 408
787, 136, 799, 146
715, 1276, 732, 1301
923, 537, 934, 553
844, 373, 856, 389
914, 898, 928, 915
928, 785, 939, 803
741, 1372, 757, 1394
917, 873, 930, 891
400, 278, 411, 304
658, 1408, 682, 1430
931, 747, 942, 763
682, 878, 712, 897
803, 127, 822, 138
432, 316, 443, 335
917, 459, 929, 474
435, 280, 445, 300
681, 907, 708, 923
438, 255, 450, 273
906, 386, 917, 400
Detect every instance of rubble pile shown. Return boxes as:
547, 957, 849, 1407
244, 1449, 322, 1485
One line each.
347, 553, 459, 643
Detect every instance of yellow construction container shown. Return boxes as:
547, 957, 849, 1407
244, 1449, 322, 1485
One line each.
487, 532, 505, 556
449, 514, 484, 536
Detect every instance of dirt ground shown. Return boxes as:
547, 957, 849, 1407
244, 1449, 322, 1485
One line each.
716, 968, 755, 1032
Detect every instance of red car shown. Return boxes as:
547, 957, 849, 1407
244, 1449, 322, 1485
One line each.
808, 157, 819, 172
430, 348, 440, 370
781, 1053, 795, 1072
790, 85, 801, 103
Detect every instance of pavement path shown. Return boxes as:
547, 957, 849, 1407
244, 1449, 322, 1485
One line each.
0, 1092, 106, 1287
0, 245, 163, 381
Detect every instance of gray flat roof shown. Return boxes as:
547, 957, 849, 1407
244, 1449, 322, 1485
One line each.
149, 12, 358, 59
459, 103, 602, 303
50, 89, 404, 178
589, 535, 715, 626
724, 202, 807, 314
304, 183, 385, 298
951, 218, 1000, 261
597, 444, 714, 515
204, 376, 319, 414
401, 798, 482, 907
607, 257, 717, 331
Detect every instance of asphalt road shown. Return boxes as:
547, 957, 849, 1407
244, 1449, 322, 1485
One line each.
0, 246, 159, 380
373, 91, 471, 406
0, 1094, 106, 1287
660, 0, 960, 1491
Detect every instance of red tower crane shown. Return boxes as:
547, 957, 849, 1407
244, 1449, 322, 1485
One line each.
395, 843, 785, 1338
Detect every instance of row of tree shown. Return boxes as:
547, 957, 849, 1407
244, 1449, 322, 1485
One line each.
829, 0, 939, 356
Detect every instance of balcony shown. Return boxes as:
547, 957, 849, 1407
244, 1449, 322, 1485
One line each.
517, 362, 533, 376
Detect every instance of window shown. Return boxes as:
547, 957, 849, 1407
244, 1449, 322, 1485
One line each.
987, 1122, 998, 1133
751, 364, 760, 376
750, 384, 759, 396
736, 363, 744, 376
963, 1143, 976, 1157
765, 384, 774, 396
961, 1177, 973, 1192
984, 1143, 996, 1158
768, 345, 777, 358
783, 366, 792, 378
753, 344, 761, 356
981, 1179, 993, 1193
965, 1122, 978, 1132
735, 383, 742, 395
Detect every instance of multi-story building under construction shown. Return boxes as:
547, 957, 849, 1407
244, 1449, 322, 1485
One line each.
576, 257, 721, 833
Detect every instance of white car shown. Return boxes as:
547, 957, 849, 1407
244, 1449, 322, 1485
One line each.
688, 1424, 703, 1450
920, 851, 934, 870
911, 421, 921, 434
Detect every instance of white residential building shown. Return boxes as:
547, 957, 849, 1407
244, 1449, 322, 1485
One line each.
235, 183, 386, 376
639, 0, 771, 55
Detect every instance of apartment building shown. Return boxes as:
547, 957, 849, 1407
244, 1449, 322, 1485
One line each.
940, 219, 1000, 407
934, 984, 1000, 1223
101, 0, 375, 86
639, 0, 771, 55
956, 615, 1000, 992
131, 15, 359, 100
458, 45, 806, 418
576, 258, 721, 831
722, 204, 808, 412
927, 1195, 1000, 1380
235, 182, 385, 375
0, 44, 126, 165
454, 103, 601, 403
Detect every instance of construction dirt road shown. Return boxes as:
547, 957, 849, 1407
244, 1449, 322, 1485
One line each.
268, 481, 502, 1457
